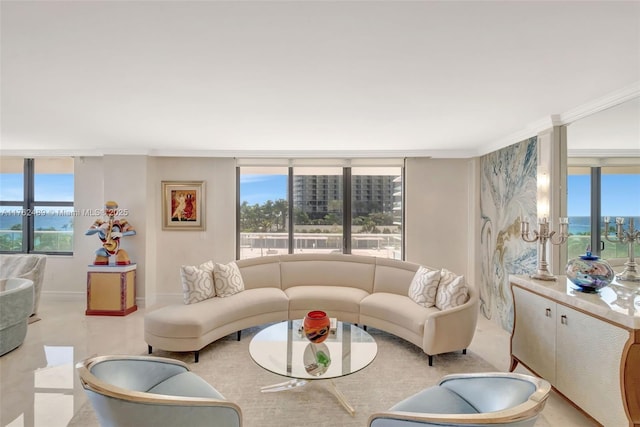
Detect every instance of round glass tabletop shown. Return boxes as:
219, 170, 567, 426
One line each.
249, 319, 378, 381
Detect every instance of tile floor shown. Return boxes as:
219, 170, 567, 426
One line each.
0, 296, 597, 427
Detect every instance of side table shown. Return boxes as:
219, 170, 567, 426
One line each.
86, 264, 137, 316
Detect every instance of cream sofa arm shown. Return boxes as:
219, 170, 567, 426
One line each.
422, 288, 479, 357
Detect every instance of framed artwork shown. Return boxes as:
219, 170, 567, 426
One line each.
161, 181, 206, 230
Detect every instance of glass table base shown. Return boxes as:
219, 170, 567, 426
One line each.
260, 378, 355, 416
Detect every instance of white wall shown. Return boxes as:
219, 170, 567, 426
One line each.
43, 155, 474, 303
405, 158, 475, 279
153, 157, 236, 301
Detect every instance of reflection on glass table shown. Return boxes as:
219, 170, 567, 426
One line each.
249, 319, 377, 415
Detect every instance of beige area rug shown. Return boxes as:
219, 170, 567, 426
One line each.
68, 326, 499, 427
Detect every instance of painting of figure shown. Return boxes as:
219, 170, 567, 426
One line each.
162, 181, 205, 230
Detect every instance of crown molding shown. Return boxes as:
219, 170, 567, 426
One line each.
567, 149, 640, 159
559, 81, 640, 125
475, 82, 640, 157
1, 148, 478, 159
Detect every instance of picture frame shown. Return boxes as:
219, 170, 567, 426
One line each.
161, 181, 206, 230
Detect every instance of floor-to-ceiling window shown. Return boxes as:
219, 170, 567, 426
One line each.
237, 166, 289, 259
0, 157, 75, 254
567, 164, 639, 260
237, 159, 404, 260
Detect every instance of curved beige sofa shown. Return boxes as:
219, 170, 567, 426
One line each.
144, 254, 479, 365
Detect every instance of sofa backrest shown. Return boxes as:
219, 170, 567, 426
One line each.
373, 257, 422, 295
279, 254, 376, 293
236, 256, 282, 290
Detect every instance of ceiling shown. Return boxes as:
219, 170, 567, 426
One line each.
1, 0, 639, 158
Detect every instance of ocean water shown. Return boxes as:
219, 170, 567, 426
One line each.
568, 216, 640, 235
0, 210, 76, 230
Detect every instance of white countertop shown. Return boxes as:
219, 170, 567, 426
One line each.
510, 274, 640, 330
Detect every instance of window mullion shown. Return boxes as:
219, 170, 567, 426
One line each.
24, 159, 35, 252
343, 167, 352, 254
590, 167, 602, 256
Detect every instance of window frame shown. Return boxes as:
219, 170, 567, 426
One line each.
0, 158, 74, 255
236, 161, 405, 260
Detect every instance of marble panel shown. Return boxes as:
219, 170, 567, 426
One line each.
480, 137, 537, 331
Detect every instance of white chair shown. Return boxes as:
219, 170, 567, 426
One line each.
0, 278, 34, 356
368, 372, 551, 427
77, 355, 243, 427
0, 254, 46, 316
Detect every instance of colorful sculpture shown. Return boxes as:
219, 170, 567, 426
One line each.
85, 201, 136, 265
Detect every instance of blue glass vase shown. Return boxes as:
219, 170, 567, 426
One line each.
566, 253, 615, 293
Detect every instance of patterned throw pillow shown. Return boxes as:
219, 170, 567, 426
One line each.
435, 269, 469, 310
214, 262, 245, 297
408, 266, 441, 308
180, 260, 215, 305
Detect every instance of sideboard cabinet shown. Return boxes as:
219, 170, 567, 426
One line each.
510, 275, 640, 427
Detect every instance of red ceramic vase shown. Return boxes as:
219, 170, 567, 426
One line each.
304, 310, 330, 344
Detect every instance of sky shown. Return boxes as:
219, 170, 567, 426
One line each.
240, 174, 287, 205
567, 174, 640, 217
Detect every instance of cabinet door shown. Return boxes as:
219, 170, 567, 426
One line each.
556, 304, 629, 427
511, 286, 556, 382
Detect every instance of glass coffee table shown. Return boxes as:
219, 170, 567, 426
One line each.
249, 319, 377, 415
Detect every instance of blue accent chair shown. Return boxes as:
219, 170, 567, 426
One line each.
77, 355, 242, 427
0, 278, 34, 356
368, 372, 551, 427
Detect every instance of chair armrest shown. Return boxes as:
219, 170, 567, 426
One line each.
422, 290, 479, 355
368, 399, 547, 426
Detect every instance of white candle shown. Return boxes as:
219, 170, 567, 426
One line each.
604, 216, 610, 223
616, 217, 625, 225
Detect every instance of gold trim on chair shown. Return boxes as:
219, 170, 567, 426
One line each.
367, 372, 551, 426
76, 355, 243, 417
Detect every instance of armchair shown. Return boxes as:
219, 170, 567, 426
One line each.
76, 355, 242, 427
368, 372, 551, 427
0, 278, 34, 356
0, 254, 46, 316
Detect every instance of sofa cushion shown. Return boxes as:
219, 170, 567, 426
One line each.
236, 257, 282, 290
180, 260, 215, 304
407, 267, 441, 308
360, 293, 436, 336
390, 385, 479, 414
147, 371, 225, 399
373, 257, 421, 295
285, 285, 369, 315
145, 288, 288, 338
280, 254, 375, 293
435, 269, 469, 310
213, 262, 245, 297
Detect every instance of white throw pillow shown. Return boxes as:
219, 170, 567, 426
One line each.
408, 266, 441, 308
214, 261, 245, 297
180, 260, 215, 305
435, 269, 469, 310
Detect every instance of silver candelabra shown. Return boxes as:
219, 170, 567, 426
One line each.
604, 217, 640, 282
521, 217, 569, 281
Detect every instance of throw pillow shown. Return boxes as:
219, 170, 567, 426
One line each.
180, 260, 215, 305
435, 269, 469, 310
408, 266, 441, 308
214, 261, 245, 297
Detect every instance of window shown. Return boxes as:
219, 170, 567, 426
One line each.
237, 160, 404, 260
0, 157, 74, 254
567, 164, 639, 260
